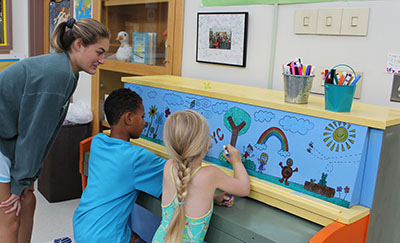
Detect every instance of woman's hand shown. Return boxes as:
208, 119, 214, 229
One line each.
214, 192, 234, 207
0, 194, 21, 216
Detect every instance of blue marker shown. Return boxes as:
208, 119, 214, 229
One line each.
222, 194, 233, 203
305, 65, 311, 75
350, 74, 362, 86
223, 145, 229, 157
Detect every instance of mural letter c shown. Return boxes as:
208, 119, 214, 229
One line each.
216, 128, 224, 141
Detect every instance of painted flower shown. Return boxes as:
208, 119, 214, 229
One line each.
165, 107, 171, 118
146, 105, 158, 137
344, 186, 350, 193
149, 105, 158, 118
155, 113, 164, 125
336, 186, 343, 192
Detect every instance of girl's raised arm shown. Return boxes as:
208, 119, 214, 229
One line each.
212, 144, 250, 197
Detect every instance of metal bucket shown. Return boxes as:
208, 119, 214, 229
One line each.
283, 73, 315, 104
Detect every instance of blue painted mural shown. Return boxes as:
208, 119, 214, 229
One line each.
125, 83, 369, 208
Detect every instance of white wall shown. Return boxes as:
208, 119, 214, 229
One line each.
10, 0, 400, 108
73, 72, 92, 105
182, 0, 400, 108
273, 0, 400, 108
10, 0, 28, 57
182, 3, 275, 89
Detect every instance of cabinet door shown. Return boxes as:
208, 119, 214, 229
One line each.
93, 0, 182, 75
91, 0, 184, 135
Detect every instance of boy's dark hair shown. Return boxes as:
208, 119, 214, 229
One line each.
104, 88, 143, 126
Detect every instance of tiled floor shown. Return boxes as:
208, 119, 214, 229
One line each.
31, 185, 160, 243
32, 188, 79, 243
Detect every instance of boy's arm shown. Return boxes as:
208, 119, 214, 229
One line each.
133, 147, 167, 198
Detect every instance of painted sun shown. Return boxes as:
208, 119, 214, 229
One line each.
323, 121, 356, 152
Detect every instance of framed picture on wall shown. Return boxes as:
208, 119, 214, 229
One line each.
43, 0, 73, 53
0, 0, 12, 52
196, 12, 248, 67
74, 0, 93, 20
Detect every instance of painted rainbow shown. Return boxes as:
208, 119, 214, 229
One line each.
257, 127, 289, 151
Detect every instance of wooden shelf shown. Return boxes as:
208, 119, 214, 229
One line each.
122, 75, 400, 129
104, 0, 168, 6
100, 60, 169, 76
91, 0, 185, 135
101, 120, 110, 128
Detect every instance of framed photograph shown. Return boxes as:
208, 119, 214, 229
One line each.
196, 12, 248, 67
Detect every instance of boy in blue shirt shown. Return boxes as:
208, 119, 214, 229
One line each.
73, 88, 166, 243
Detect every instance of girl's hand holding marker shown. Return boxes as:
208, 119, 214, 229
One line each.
222, 144, 242, 166
223, 145, 229, 157
215, 192, 234, 207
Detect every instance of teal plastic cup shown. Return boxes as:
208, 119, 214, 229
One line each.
324, 84, 356, 112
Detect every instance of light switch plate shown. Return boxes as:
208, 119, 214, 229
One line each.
340, 8, 370, 36
390, 74, 400, 102
316, 8, 343, 35
295, 9, 318, 34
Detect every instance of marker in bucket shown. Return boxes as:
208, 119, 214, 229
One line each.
223, 145, 229, 157
350, 74, 362, 86
324, 64, 361, 86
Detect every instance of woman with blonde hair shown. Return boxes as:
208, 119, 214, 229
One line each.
152, 110, 250, 243
0, 18, 109, 242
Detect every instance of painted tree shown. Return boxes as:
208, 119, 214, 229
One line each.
223, 107, 251, 147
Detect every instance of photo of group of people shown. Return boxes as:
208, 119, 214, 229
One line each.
209, 28, 231, 50
197, 12, 247, 66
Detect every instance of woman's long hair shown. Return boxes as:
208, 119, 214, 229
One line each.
51, 18, 109, 52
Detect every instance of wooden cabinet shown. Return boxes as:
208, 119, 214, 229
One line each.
121, 75, 400, 241
91, 0, 184, 134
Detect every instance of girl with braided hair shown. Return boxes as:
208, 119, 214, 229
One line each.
152, 110, 250, 243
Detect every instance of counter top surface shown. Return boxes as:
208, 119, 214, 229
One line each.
122, 75, 400, 129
